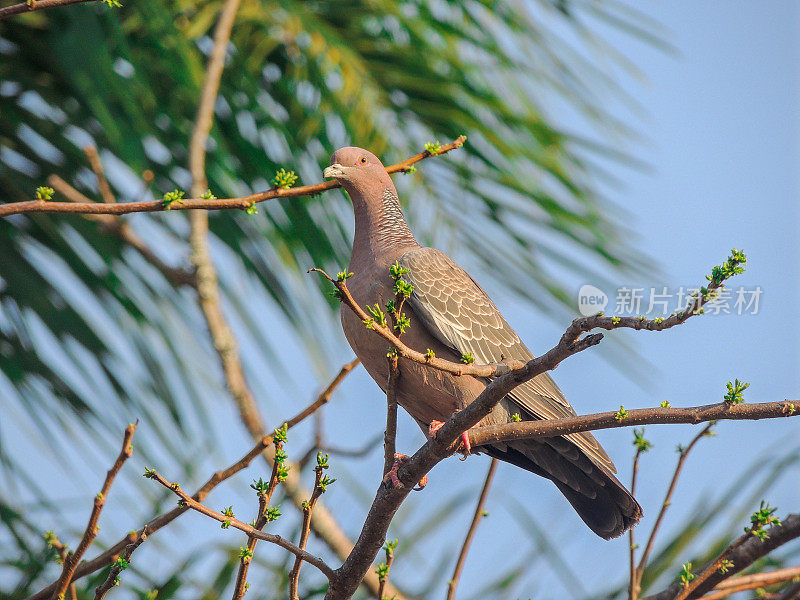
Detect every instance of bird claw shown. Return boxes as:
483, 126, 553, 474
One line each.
429, 420, 472, 458
383, 453, 428, 490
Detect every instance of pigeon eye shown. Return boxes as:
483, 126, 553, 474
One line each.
358, 156, 368, 165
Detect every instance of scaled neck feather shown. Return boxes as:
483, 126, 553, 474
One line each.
350, 186, 418, 266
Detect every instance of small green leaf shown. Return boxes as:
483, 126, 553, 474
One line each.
35, 186, 54, 200
239, 546, 253, 562
393, 280, 414, 299
389, 261, 410, 280
724, 379, 749, 404
424, 141, 442, 155
632, 428, 652, 452
317, 474, 336, 493
273, 168, 298, 189
162, 190, 185, 209
394, 313, 411, 333
273, 422, 288, 444
678, 562, 695, 587
264, 506, 281, 522
250, 478, 269, 494
366, 304, 388, 328
316, 452, 330, 469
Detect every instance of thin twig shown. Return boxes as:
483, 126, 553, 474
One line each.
43, 534, 76, 600
286, 358, 360, 430
186, 6, 268, 595
51, 423, 136, 600
27, 389, 338, 600
629, 447, 644, 599
311, 258, 736, 382
46, 175, 196, 286
289, 459, 330, 599
232, 437, 284, 600
83, 146, 115, 204
0, 0, 97, 20
93, 527, 148, 600
446, 459, 498, 600
636, 424, 716, 579
468, 403, 799, 448
144, 469, 336, 582
323, 434, 383, 458
376, 540, 397, 600
698, 566, 800, 600
643, 515, 800, 600
677, 510, 782, 600
0, 137, 467, 217
383, 361, 399, 478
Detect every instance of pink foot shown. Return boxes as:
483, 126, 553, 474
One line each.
382, 453, 428, 490
429, 420, 472, 458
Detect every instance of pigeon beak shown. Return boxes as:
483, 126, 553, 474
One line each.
323, 164, 346, 179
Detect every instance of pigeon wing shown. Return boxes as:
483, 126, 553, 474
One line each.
398, 246, 615, 474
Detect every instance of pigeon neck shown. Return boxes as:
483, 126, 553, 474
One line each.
351, 186, 419, 262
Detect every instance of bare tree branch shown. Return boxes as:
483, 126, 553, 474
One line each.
232, 435, 284, 600
43, 533, 76, 600
0, 137, 467, 217
629, 431, 649, 600
83, 145, 115, 205
51, 423, 136, 600
93, 527, 148, 600
0, 0, 98, 21
446, 459, 497, 600
698, 566, 800, 600
311, 249, 740, 382
26, 373, 349, 600
289, 457, 332, 599
635, 423, 716, 592
145, 469, 336, 582
286, 358, 360, 430
644, 514, 800, 600
466, 405, 798, 449
47, 175, 196, 286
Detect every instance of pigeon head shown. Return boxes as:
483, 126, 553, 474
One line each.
323, 147, 393, 197
324, 146, 417, 254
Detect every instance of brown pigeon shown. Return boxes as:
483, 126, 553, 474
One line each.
323, 147, 642, 539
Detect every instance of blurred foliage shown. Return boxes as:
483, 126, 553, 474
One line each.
4, 1, 790, 599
